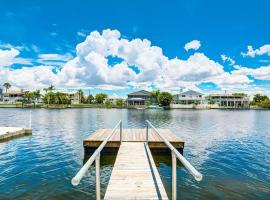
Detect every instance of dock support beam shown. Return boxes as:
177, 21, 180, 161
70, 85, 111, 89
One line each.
95, 153, 100, 200
172, 152, 177, 200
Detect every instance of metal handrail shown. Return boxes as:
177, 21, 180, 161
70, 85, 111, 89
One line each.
71, 120, 122, 199
146, 120, 203, 200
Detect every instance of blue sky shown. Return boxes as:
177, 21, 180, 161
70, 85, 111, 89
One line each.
0, 0, 270, 97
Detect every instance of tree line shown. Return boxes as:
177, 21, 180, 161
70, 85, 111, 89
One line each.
2, 83, 125, 106
250, 94, 270, 108
2, 82, 173, 107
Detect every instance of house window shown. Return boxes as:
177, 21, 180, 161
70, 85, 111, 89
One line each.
182, 95, 185, 97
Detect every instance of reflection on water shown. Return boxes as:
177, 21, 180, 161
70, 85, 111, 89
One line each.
0, 108, 269, 199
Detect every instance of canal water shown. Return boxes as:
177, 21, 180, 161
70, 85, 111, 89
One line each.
0, 108, 269, 199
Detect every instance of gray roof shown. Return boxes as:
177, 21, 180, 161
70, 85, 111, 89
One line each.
176, 90, 203, 96
128, 90, 151, 96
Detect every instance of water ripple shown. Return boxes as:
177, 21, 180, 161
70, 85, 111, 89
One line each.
0, 108, 269, 199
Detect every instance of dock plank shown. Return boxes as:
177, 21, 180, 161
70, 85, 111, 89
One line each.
84, 128, 184, 149
104, 142, 168, 200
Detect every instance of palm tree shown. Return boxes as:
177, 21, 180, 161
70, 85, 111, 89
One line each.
48, 84, 54, 91
77, 89, 84, 104
45, 85, 55, 105
43, 88, 48, 94
3, 82, 11, 93
23, 91, 33, 104
32, 90, 41, 107
150, 90, 160, 104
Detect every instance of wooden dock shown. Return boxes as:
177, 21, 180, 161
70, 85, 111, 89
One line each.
0, 127, 32, 142
72, 123, 201, 200
84, 128, 184, 151
104, 142, 168, 199
82, 128, 184, 199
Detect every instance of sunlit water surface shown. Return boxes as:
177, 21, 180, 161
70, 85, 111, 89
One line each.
0, 108, 269, 199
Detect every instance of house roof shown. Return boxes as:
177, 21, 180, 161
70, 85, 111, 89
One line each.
127, 90, 151, 96
4, 90, 26, 95
177, 90, 203, 96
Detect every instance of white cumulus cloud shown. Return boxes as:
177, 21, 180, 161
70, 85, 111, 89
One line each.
241, 44, 270, 57
1, 29, 269, 93
184, 40, 201, 51
0, 48, 32, 67
221, 54, 235, 66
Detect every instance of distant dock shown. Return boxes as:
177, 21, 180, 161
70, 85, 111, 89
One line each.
0, 127, 32, 141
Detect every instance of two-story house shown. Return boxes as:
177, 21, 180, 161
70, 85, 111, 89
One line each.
127, 90, 151, 108
173, 90, 203, 105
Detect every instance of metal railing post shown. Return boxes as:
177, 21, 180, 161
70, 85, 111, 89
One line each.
96, 153, 100, 200
120, 121, 122, 143
146, 123, 149, 144
145, 120, 202, 182
72, 120, 121, 186
172, 152, 177, 200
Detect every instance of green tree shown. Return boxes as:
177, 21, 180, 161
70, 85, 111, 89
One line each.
3, 82, 11, 93
105, 99, 112, 106
145, 100, 152, 106
43, 88, 48, 94
23, 91, 33, 104
95, 93, 107, 104
150, 90, 160, 103
32, 90, 41, 107
258, 99, 270, 108
253, 94, 269, 104
77, 89, 84, 104
158, 92, 173, 107
116, 99, 125, 107
86, 94, 94, 104
48, 85, 54, 91
43, 85, 55, 105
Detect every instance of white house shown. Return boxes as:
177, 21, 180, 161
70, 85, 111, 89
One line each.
3, 90, 26, 104
173, 90, 203, 105
105, 97, 125, 104
65, 91, 81, 104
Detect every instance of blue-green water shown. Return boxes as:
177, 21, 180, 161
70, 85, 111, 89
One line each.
0, 108, 269, 199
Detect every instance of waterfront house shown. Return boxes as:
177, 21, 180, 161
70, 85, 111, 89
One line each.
105, 97, 125, 105
173, 90, 203, 105
207, 93, 250, 109
127, 90, 151, 108
3, 90, 26, 104
66, 92, 81, 104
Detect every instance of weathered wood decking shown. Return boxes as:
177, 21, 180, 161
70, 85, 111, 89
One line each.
0, 127, 32, 142
104, 142, 168, 200
84, 128, 184, 150
82, 128, 185, 199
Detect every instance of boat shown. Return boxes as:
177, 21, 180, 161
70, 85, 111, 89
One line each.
147, 105, 162, 109
136, 107, 146, 110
